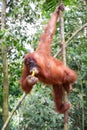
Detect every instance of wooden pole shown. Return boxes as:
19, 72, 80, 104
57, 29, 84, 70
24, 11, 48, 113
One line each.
59, 1, 68, 130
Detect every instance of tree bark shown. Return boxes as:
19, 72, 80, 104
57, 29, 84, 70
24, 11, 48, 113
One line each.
1, 0, 9, 130
1, 0, 6, 30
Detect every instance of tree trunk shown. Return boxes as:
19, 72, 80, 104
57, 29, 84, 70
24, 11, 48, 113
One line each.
1, 45, 9, 130
1, 0, 9, 130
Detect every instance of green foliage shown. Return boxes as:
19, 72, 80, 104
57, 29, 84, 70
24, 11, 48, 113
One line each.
20, 84, 64, 130
0, 30, 6, 39
43, 0, 78, 12
0, 0, 87, 129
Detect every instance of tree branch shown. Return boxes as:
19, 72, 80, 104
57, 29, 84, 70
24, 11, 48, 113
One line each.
54, 22, 87, 57
1, 93, 26, 130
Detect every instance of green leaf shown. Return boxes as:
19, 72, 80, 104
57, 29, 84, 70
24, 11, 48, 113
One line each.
0, 30, 5, 39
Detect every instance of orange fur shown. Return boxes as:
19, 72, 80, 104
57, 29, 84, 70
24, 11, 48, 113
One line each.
21, 4, 77, 113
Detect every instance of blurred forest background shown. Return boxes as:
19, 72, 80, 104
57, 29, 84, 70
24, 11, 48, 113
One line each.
0, 0, 87, 130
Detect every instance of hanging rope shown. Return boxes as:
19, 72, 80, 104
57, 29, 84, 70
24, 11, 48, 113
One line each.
59, 0, 68, 130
